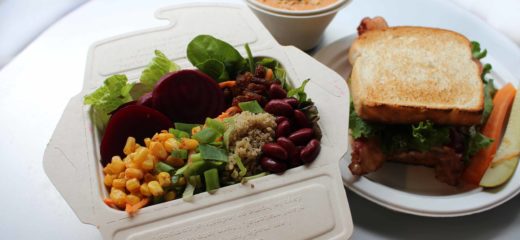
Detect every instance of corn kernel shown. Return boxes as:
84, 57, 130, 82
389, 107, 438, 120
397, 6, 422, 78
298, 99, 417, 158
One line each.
144, 138, 151, 148
126, 194, 141, 205
125, 168, 143, 180
126, 178, 140, 192
148, 181, 164, 197
149, 141, 168, 160
140, 183, 151, 197
164, 138, 180, 152
152, 133, 160, 141
134, 147, 149, 164
143, 173, 156, 183
123, 137, 136, 155
165, 156, 185, 168
157, 131, 174, 142
191, 126, 201, 136
157, 172, 171, 187
110, 188, 127, 209
104, 174, 116, 187
112, 178, 126, 190
181, 138, 199, 150
118, 172, 125, 179
141, 155, 155, 171
164, 191, 176, 201
109, 156, 125, 174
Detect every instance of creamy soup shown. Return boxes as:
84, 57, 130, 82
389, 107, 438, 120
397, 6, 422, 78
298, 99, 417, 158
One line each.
257, 0, 337, 11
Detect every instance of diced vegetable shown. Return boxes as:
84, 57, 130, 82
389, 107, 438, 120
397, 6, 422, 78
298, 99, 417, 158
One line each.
204, 168, 220, 192
462, 83, 517, 186
171, 149, 188, 159
193, 128, 220, 144
155, 162, 174, 173
205, 117, 226, 133
199, 144, 228, 162
174, 123, 200, 136
169, 128, 190, 139
238, 100, 264, 114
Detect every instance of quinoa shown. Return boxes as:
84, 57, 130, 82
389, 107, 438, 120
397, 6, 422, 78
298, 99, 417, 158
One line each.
226, 111, 276, 179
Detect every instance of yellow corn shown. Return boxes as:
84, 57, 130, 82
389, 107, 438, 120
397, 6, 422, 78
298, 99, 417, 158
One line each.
123, 137, 136, 155
126, 194, 141, 205
141, 155, 155, 171
104, 174, 116, 187
157, 131, 174, 142
140, 184, 151, 197
133, 147, 149, 165
125, 168, 143, 180
142, 138, 150, 148
144, 173, 156, 183
109, 188, 127, 209
165, 156, 185, 168
164, 138, 180, 152
148, 181, 164, 197
157, 172, 171, 187
126, 178, 140, 192
164, 191, 176, 201
105, 156, 125, 175
112, 178, 126, 190
191, 126, 201, 136
149, 141, 168, 160
181, 138, 199, 150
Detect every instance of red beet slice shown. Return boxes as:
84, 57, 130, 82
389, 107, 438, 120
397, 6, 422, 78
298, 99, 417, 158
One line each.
109, 100, 136, 115
137, 92, 153, 108
100, 105, 172, 166
152, 70, 225, 123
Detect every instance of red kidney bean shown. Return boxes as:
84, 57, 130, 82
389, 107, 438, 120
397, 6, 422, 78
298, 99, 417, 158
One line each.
262, 143, 288, 161
277, 137, 298, 164
282, 97, 299, 108
260, 156, 288, 173
301, 139, 320, 164
268, 84, 287, 99
265, 99, 293, 117
275, 116, 288, 124
288, 128, 314, 145
275, 120, 291, 138
292, 146, 304, 167
293, 109, 311, 128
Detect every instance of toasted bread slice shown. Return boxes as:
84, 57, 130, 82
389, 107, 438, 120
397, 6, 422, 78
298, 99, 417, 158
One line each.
348, 27, 484, 125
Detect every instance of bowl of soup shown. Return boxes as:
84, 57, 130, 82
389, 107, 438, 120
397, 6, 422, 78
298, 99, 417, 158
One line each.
246, 0, 351, 50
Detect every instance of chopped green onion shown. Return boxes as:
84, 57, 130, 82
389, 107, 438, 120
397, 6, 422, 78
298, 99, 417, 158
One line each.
155, 162, 174, 173
182, 182, 195, 201
204, 168, 220, 192
244, 172, 267, 181
193, 127, 220, 144
189, 153, 203, 162
199, 144, 228, 162
235, 156, 247, 177
175, 164, 188, 175
238, 100, 264, 113
189, 175, 202, 187
169, 128, 190, 139
223, 126, 234, 150
174, 122, 200, 136
171, 149, 188, 159
205, 118, 226, 133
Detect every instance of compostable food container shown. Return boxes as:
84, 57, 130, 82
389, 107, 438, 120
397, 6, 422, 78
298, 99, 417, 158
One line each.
43, 3, 353, 239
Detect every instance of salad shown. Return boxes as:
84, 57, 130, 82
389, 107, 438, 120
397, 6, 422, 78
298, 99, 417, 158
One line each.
84, 35, 322, 214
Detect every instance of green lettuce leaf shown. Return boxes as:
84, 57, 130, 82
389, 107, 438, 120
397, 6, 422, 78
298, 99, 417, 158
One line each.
465, 126, 493, 161
471, 41, 487, 59
83, 74, 134, 130
140, 50, 180, 91
287, 79, 310, 102
410, 121, 451, 152
349, 103, 378, 139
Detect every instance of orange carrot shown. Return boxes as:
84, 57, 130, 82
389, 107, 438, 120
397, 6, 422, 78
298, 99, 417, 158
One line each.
219, 81, 236, 88
217, 106, 241, 119
265, 68, 273, 81
103, 198, 116, 207
125, 198, 150, 215
462, 83, 517, 186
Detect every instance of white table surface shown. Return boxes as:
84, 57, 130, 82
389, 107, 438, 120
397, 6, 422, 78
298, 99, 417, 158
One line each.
1, 0, 520, 239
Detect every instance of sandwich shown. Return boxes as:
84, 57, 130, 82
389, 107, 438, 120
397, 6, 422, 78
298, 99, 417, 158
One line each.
347, 17, 495, 185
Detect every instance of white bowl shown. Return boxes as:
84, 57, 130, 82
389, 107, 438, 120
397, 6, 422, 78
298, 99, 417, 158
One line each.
246, 0, 351, 51
247, 0, 350, 16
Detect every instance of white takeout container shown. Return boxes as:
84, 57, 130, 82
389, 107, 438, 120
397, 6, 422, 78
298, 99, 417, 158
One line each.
43, 3, 353, 239
246, 0, 351, 51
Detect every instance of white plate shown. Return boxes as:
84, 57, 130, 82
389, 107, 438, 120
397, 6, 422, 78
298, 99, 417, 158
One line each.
314, 28, 520, 216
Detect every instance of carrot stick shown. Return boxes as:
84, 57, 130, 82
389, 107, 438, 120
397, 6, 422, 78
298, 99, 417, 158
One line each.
462, 83, 517, 186
103, 198, 116, 208
219, 81, 236, 88
125, 198, 150, 215
217, 106, 241, 119
265, 68, 273, 81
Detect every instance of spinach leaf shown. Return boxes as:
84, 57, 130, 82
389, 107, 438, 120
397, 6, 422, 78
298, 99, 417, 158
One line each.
187, 35, 245, 82
287, 79, 310, 102
244, 43, 255, 73
196, 59, 229, 82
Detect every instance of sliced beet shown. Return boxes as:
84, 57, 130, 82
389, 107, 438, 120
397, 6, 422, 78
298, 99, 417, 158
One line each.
109, 100, 136, 115
100, 105, 172, 166
137, 92, 153, 108
152, 70, 225, 123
